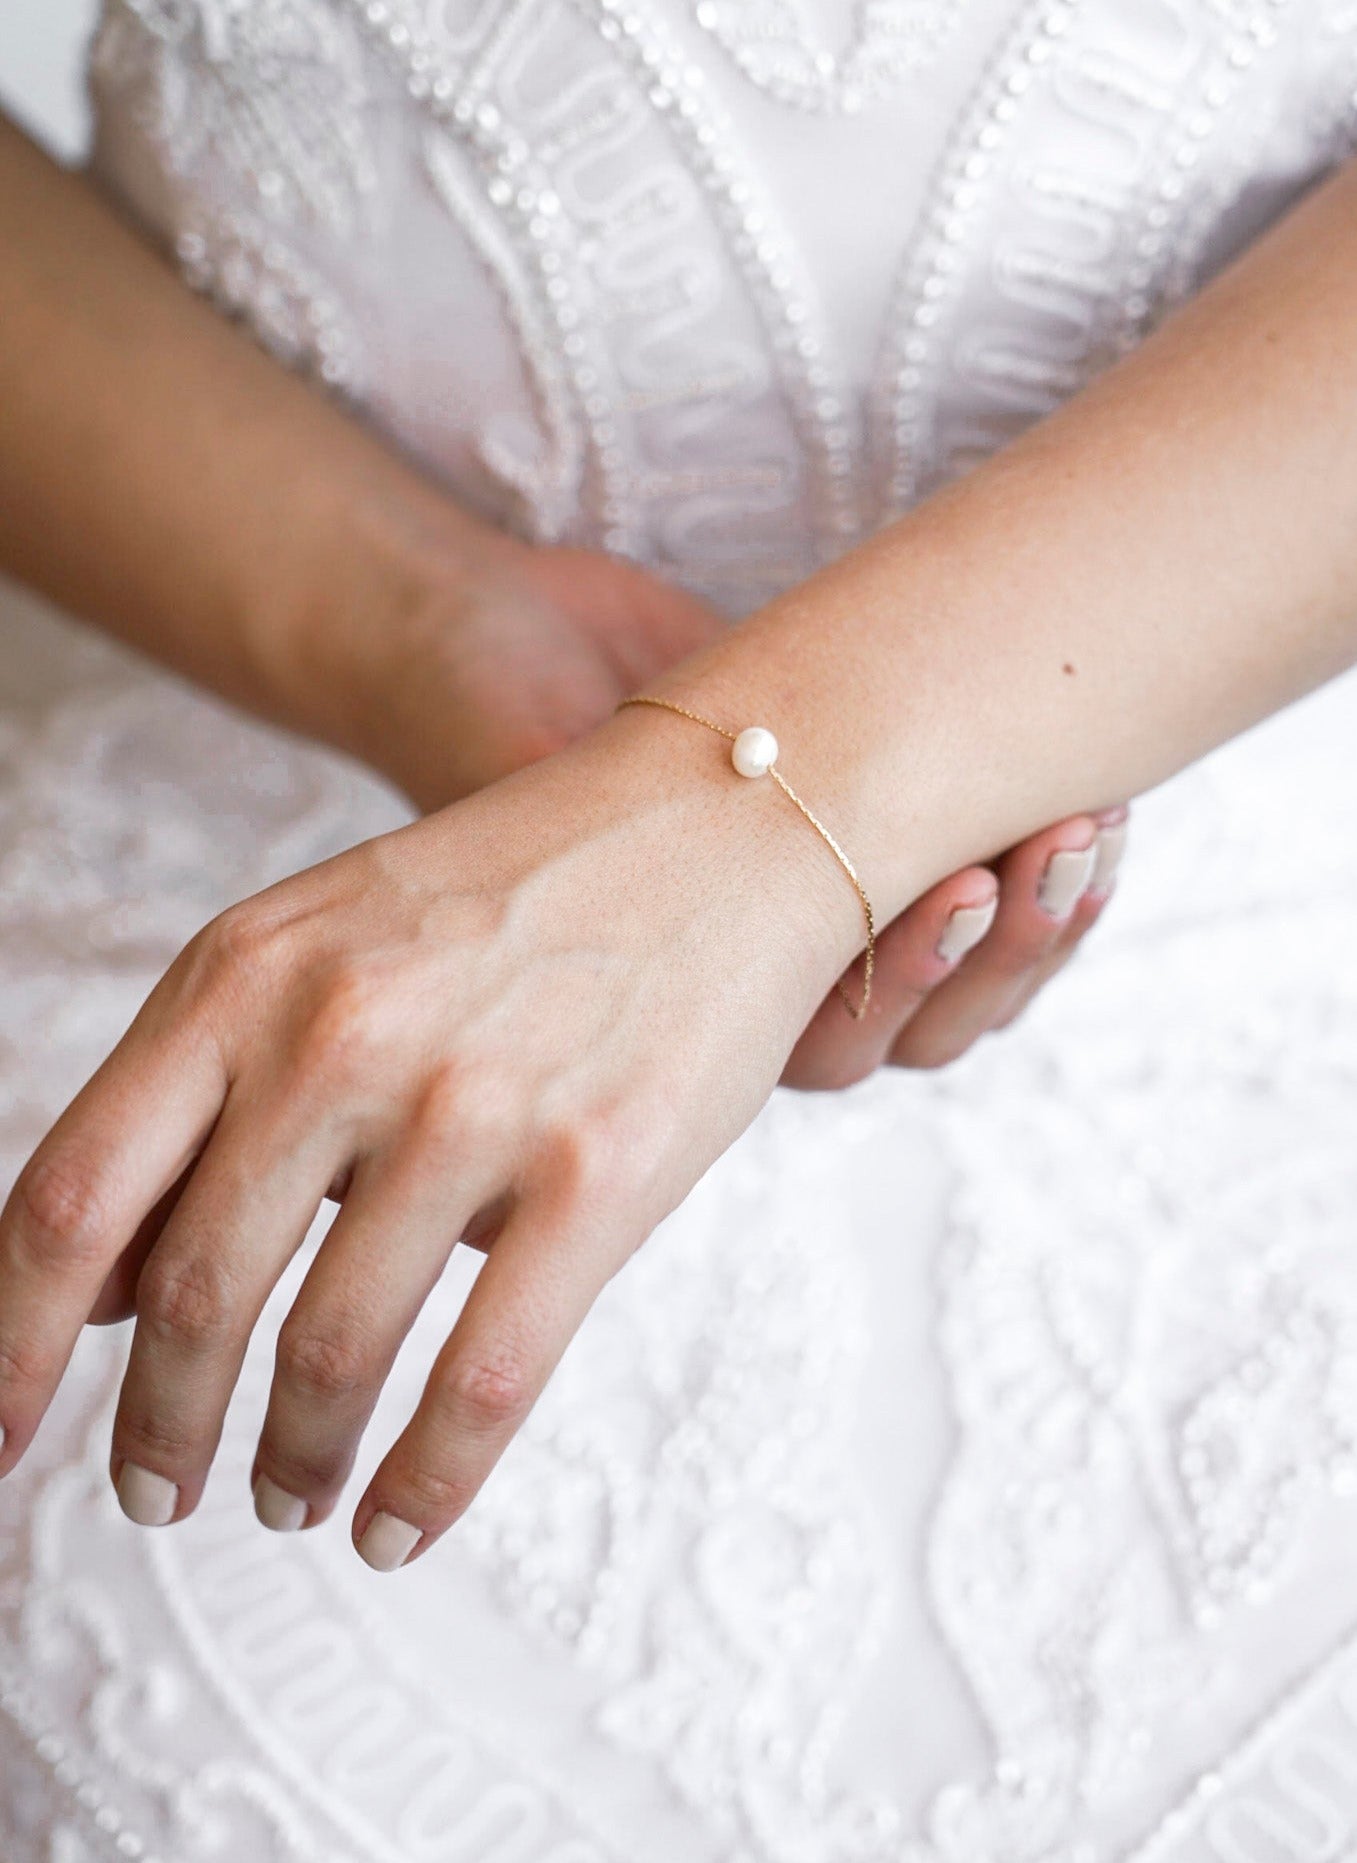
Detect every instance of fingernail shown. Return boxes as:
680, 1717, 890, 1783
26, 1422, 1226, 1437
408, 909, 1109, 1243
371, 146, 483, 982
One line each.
936, 896, 998, 963
1037, 844, 1098, 919
254, 1474, 308, 1534
117, 1462, 178, 1527
1089, 821, 1128, 895
357, 1511, 422, 1573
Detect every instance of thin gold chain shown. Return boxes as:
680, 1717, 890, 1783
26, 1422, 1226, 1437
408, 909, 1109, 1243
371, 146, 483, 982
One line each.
616, 695, 875, 1019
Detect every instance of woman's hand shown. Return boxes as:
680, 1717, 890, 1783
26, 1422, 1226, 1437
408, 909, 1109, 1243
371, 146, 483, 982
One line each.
343, 537, 726, 812
348, 533, 1131, 1085
0, 709, 857, 1564
782, 804, 1128, 1085
0, 111, 1126, 1091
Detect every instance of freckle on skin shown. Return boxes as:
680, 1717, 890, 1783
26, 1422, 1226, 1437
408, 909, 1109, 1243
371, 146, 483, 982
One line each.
1062, 662, 1076, 675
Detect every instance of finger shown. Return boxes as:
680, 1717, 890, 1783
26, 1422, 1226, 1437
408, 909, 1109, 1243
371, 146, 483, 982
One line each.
992, 806, 1129, 1032
252, 1116, 507, 1534
989, 885, 1116, 1034
780, 866, 999, 1090
0, 988, 226, 1472
352, 1181, 614, 1572
1087, 805, 1130, 900
94, 1147, 379, 1332
889, 816, 1101, 1070
110, 1086, 345, 1527
88, 1159, 199, 1327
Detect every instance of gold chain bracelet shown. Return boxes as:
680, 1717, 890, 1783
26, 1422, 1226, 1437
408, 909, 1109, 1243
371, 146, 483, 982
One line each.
615, 695, 876, 1019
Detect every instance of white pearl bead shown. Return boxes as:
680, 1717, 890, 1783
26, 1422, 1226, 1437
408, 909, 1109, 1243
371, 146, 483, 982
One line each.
732, 725, 778, 777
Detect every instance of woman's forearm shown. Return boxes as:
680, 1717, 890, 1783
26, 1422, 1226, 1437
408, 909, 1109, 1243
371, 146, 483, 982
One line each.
0, 111, 501, 751
635, 153, 1357, 949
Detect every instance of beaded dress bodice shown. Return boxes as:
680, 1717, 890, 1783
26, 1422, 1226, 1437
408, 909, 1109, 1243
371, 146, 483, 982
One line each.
4, 2, 1357, 1858
80, 0, 1357, 612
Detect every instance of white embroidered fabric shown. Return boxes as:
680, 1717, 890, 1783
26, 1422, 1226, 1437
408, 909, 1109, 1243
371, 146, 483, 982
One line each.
3, 0, 1357, 1856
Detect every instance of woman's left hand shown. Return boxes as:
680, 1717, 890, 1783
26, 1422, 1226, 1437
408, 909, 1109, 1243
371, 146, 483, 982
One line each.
782, 804, 1128, 1087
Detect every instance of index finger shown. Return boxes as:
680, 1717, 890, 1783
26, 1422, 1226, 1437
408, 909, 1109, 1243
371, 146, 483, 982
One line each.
0, 986, 225, 1471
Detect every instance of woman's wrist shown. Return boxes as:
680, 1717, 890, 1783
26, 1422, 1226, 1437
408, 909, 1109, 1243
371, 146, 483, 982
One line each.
569, 698, 875, 1024
623, 157, 1357, 934
0, 111, 527, 784
271, 470, 522, 774
632, 612, 956, 932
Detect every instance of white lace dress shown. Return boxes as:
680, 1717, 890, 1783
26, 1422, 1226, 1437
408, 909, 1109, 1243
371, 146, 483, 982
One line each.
5, 1, 1357, 1857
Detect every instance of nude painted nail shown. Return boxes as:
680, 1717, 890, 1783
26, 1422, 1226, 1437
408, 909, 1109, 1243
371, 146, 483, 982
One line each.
936, 896, 998, 963
357, 1511, 422, 1573
117, 1463, 178, 1527
1037, 844, 1098, 919
254, 1474, 308, 1534
1089, 821, 1128, 894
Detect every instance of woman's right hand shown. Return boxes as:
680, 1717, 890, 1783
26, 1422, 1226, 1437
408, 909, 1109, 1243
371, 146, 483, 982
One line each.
0, 703, 857, 1562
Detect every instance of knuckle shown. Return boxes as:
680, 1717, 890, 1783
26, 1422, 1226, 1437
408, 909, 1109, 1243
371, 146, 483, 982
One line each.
441, 1347, 535, 1434
413, 1062, 469, 1128
295, 965, 386, 1087
136, 1253, 237, 1352
181, 906, 271, 995
396, 1460, 473, 1522
411, 1062, 493, 1155
11, 1153, 115, 1272
536, 1113, 620, 1210
116, 1408, 199, 1467
205, 904, 265, 966
262, 1439, 352, 1495
275, 1322, 377, 1404
0, 1333, 51, 1396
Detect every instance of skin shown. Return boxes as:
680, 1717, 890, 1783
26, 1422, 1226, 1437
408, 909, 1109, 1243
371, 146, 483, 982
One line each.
0, 109, 1124, 1101
26, 127, 1357, 1567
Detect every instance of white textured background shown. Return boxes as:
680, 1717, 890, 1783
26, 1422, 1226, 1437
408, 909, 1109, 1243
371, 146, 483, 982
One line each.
0, 1, 98, 158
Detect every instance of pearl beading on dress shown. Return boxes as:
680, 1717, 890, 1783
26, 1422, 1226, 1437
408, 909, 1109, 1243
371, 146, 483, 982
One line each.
0, 1669, 158, 1861
420, 134, 587, 539
175, 217, 363, 391
871, 0, 1298, 515
93, 0, 374, 393
350, 0, 864, 573
545, 0, 864, 557
355, 0, 634, 546
690, 0, 961, 114
1126, 1619, 1357, 1861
